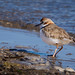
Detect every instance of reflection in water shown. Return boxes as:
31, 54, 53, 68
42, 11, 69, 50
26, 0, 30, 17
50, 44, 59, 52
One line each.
47, 55, 75, 69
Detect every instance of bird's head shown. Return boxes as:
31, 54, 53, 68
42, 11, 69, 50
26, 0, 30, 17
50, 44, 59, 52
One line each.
35, 17, 54, 27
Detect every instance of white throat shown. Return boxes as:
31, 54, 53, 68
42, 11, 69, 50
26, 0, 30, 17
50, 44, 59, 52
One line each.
40, 24, 48, 29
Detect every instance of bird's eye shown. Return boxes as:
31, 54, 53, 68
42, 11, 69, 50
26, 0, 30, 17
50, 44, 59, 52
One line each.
44, 22, 47, 24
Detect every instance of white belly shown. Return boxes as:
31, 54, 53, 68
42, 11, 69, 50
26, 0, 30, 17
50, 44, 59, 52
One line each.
40, 30, 71, 46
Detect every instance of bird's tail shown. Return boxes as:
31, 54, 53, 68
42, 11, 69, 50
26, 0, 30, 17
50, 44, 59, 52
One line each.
69, 33, 75, 43
73, 38, 75, 42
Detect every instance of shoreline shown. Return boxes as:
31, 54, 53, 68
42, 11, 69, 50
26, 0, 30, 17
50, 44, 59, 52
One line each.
0, 19, 75, 37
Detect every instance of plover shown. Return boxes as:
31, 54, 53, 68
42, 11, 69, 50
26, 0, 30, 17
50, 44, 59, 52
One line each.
35, 17, 73, 57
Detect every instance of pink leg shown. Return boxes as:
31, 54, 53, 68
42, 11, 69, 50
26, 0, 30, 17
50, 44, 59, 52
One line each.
53, 44, 59, 57
55, 46, 63, 56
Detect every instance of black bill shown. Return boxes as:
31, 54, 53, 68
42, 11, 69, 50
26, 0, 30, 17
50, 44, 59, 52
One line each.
35, 23, 42, 27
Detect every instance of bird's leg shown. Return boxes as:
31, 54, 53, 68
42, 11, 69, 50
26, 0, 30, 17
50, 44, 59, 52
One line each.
55, 46, 63, 56
53, 44, 59, 57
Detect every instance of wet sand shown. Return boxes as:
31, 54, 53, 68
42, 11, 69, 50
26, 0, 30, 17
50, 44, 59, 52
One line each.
0, 48, 75, 75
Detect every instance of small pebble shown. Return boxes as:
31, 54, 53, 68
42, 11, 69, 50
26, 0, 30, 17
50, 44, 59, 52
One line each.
66, 53, 72, 55
45, 61, 50, 66
54, 66, 65, 72
65, 67, 75, 72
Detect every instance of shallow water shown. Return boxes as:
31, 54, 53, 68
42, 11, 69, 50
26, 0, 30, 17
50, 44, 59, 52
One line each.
0, 0, 75, 33
0, 0, 75, 70
0, 26, 75, 69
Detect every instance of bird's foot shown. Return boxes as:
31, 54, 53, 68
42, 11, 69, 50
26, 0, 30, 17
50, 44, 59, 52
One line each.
52, 54, 56, 57
47, 54, 56, 57
47, 54, 53, 56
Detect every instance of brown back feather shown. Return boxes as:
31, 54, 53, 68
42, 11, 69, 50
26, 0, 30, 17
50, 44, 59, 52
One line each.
42, 24, 72, 40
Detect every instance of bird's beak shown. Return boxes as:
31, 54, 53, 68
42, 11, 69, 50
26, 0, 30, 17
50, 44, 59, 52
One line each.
35, 23, 42, 27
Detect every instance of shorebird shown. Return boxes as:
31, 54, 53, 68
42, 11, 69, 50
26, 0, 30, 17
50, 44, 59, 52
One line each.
35, 17, 73, 57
